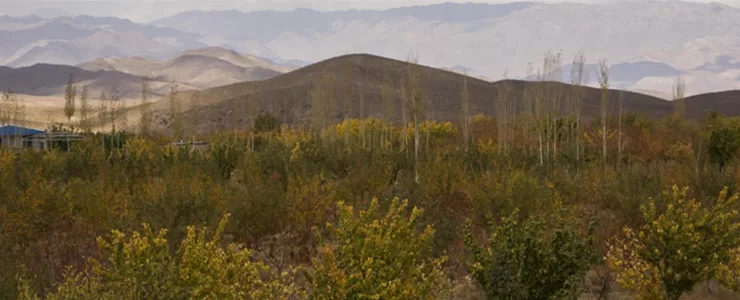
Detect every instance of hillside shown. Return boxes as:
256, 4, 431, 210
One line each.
77, 47, 286, 89
684, 90, 740, 119
0, 63, 192, 98
180, 54, 690, 134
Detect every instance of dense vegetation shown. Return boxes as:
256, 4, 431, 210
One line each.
3, 53, 740, 299
2, 110, 740, 299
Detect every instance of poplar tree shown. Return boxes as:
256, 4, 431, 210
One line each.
673, 76, 686, 118
98, 90, 108, 132
461, 75, 471, 150
569, 50, 586, 164
168, 81, 183, 140
139, 81, 152, 138
64, 74, 77, 126
79, 85, 90, 133
406, 51, 423, 183
597, 58, 610, 166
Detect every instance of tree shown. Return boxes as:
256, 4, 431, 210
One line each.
569, 50, 586, 166
407, 51, 423, 183
673, 76, 686, 118
465, 209, 596, 300
309, 72, 335, 135
64, 74, 77, 126
707, 126, 740, 171
79, 85, 91, 133
309, 198, 448, 299
0, 91, 21, 149
189, 90, 201, 139
253, 112, 281, 133
109, 86, 119, 133
597, 58, 610, 166
461, 75, 471, 150
98, 90, 108, 133
617, 90, 624, 170
139, 81, 152, 138
607, 186, 740, 300
168, 81, 183, 140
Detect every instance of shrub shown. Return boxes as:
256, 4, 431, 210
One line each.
19, 215, 297, 300
606, 186, 740, 300
253, 112, 281, 133
308, 198, 449, 299
465, 208, 596, 300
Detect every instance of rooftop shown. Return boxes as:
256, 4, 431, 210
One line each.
0, 125, 45, 137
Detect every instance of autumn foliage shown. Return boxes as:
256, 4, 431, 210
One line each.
2, 111, 740, 299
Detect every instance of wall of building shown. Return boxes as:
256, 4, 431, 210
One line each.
0, 136, 23, 149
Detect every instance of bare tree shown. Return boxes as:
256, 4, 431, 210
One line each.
597, 58, 610, 167
380, 79, 396, 150
1, 91, 17, 149
673, 76, 686, 118
79, 85, 91, 133
168, 81, 183, 140
461, 75, 471, 150
109, 86, 120, 134
139, 81, 152, 138
98, 90, 109, 133
310, 71, 335, 135
64, 74, 77, 126
189, 90, 201, 140
569, 49, 586, 165
617, 91, 624, 171
407, 51, 423, 183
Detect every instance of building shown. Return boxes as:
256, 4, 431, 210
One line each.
170, 140, 209, 152
0, 125, 45, 149
22, 132, 84, 151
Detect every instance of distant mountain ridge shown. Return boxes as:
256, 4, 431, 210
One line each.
77, 47, 289, 89
4, 2, 740, 95
0, 15, 205, 67
153, 1, 740, 96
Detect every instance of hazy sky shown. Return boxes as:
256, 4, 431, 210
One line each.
2, 0, 740, 22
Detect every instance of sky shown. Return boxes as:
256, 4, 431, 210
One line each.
2, 0, 739, 22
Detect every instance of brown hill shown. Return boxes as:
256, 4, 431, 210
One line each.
175, 54, 738, 134
0, 63, 193, 99
684, 90, 740, 119
77, 47, 286, 90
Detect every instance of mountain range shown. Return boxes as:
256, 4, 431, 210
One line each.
4, 2, 740, 95
151, 1, 740, 96
2, 1, 740, 131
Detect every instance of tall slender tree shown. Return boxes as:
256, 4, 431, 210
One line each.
64, 74, 77, 126
139, 81, 152, 138
617, 91, 624, 171
79, 85, 91, 133
189, 90, 201, 140
597, 58, 610, 167
461, 75, 471, 150
673, 76, 686, 118
168, 81, 183, 140
98, 90, 109, 133
407, 51, 423, 183
569, 50, 586, 165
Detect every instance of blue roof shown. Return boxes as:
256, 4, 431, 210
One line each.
0, 125, 45, 137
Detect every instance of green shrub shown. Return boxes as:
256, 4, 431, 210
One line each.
607, 186, 740, 300
19, 215, 297, 300
308, 198, 449, 299
465, 208, 596, 300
